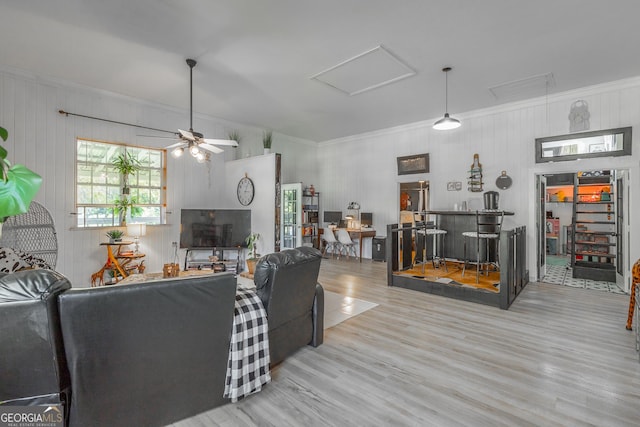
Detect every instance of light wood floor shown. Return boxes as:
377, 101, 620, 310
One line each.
172, 259, 640, 427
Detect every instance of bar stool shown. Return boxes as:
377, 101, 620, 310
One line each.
416, 224, 448, 274
462, 211, 504, 283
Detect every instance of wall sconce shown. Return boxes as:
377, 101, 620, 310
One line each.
126, 223, 147, 254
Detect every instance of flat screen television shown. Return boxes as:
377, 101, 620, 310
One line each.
323, 210, 342, 224
180, 209, 251, 249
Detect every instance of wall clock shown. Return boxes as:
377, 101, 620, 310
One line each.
237, 174, 255, 206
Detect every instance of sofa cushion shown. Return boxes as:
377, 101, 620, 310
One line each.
0, 247, 51, 273
0, 247, 31, 273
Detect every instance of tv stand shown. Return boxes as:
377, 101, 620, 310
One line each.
184, 247, 244, 274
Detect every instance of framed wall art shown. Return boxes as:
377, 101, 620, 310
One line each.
397, 153, 429, 175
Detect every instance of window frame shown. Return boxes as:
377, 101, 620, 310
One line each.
75, 138, 167, 228
535, 127, 632, 163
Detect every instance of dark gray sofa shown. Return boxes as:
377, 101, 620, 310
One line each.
0, 247, 325, 426
58, 272, 237, 427
0, 269, 71, 408
254, 246, 324, 365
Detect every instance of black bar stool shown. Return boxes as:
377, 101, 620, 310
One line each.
462, 211, 504, 283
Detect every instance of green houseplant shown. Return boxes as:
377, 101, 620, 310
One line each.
111, 151, 142, 226
113, 197, 142, 226
262, 130, 272, 154
245, 232, 261, 274
228, 130, 241, 145
112, 152, 141, 195
105, 229, 124, 243
0, 126, 42, 236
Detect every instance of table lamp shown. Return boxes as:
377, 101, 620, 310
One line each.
126, 223, 147, 254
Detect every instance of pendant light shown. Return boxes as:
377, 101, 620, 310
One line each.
433, 67, 461, 130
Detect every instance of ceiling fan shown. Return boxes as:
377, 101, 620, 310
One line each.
165, 58, 238, 162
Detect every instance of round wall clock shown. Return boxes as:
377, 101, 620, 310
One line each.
237, 175, 255, 206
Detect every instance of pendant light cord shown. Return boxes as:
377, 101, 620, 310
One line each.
186, 58, 197, 132
445, 70, 449, 114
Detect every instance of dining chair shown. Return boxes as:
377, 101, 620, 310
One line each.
336, 229, 358, 260
321, 228, 342, 258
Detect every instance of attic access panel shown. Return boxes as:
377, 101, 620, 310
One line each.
535, 127, 632, 163
310, 45, 416, 96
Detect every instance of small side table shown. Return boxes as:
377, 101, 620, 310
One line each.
91, 242, 145, 286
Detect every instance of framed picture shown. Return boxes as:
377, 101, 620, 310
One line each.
397, 153, 429, 175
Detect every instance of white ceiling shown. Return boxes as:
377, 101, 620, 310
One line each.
1, 0, 640, 142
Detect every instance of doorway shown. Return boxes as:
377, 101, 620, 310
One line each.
399, 181, 429, 224
536, 169, 629, 294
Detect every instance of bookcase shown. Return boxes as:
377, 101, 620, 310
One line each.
571, 171, 616, 281
301, 191, 320, 249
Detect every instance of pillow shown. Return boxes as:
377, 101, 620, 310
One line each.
0, 248, 31, 273
0, 247, 52, 273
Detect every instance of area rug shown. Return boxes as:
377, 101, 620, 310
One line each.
396, 261, 500, 293
323, 290, 378, 329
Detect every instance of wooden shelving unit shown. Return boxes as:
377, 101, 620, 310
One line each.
571, 172, 616, 281
301, 191, 320, 249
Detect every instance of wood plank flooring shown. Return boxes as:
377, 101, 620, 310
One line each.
172, 259, 640, 427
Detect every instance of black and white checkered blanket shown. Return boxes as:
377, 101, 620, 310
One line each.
224, 287, 271, 402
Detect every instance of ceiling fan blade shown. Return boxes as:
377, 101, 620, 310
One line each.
199, 143, 224, 154
203, 138, 239, 147
178, 129, 196, 141
138, 134, 178, 140
164, 141, 187, 149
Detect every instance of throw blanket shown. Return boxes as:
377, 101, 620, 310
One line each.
224, 287, 271, 402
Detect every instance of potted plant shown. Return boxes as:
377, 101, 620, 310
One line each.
113, 197, 141, 226
228, 130, 241, 145
262, 130, 272, 154
0, 126, 42, 237
112, 152, 141, 195
106, 229, 124, 243
245, 232, 261, 274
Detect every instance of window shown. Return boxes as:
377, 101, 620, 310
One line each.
535, 127, 632, 163
76, 139, 166, 227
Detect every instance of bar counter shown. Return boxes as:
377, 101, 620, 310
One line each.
424, 210, 514, 260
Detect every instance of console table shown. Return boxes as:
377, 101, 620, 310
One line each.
91, 242, 145, 286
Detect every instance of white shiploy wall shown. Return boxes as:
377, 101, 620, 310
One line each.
318, 76, 640, 286
0, 66, 317, 287
223, 153, 277, 256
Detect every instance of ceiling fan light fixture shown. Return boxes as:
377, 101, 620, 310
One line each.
433, 66, 461, 131
196, 152, 207, 163
189, 144, 200, 157
171, 147, 184, 158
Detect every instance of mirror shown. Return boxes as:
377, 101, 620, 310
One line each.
535, 127, 631, 163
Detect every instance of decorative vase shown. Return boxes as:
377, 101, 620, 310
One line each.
309, 184, 315, 196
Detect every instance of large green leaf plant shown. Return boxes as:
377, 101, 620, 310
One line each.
0, 126, 42, 222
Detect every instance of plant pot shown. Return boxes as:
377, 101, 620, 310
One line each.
246, 258, 259, 275
263, 148, 271, 155
122, 187, 130, 195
